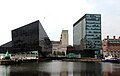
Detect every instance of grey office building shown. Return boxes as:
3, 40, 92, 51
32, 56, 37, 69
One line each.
73, 14, 101, 58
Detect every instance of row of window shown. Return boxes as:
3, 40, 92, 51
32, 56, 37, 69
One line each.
86, 21, 101, 24
86, 18, 100, 21
87, 31, 101, 33
87, 24, 100, 27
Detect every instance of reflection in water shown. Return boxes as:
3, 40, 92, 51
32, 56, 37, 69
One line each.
0, 61, 120, 76
0, 65, 10, 76
102, 63, 120, 76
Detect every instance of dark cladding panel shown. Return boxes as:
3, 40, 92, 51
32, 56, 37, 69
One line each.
12, 20, 39, 48
38, 22, 52, 53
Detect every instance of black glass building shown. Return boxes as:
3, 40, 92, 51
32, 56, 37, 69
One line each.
12, 20, 52, 55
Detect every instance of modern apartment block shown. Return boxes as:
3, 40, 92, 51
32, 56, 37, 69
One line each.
73, 14, 102, 58
103, 36, 120, 58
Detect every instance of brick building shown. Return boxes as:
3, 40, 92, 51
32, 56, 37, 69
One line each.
102, 36, 120, 58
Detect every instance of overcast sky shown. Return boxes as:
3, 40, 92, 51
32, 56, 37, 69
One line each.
0, 0, 120, 45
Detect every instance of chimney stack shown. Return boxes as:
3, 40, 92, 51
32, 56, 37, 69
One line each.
119, 36, 120, 39
113, 36, 115, 39
107, 36, 109, 39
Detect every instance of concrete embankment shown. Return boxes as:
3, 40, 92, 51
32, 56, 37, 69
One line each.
0, 59, 38, 65
62, 58, 102, 62
39, 57, 102, 62
0, 60, 15, 65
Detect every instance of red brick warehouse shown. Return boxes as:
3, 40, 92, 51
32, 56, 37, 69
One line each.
102, 36, 120, 58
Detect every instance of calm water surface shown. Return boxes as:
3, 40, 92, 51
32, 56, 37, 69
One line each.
0, 60, 120, 76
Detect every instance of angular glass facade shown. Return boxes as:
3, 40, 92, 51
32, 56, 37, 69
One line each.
73, 14, 101, 58
12, 20, 52, 55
